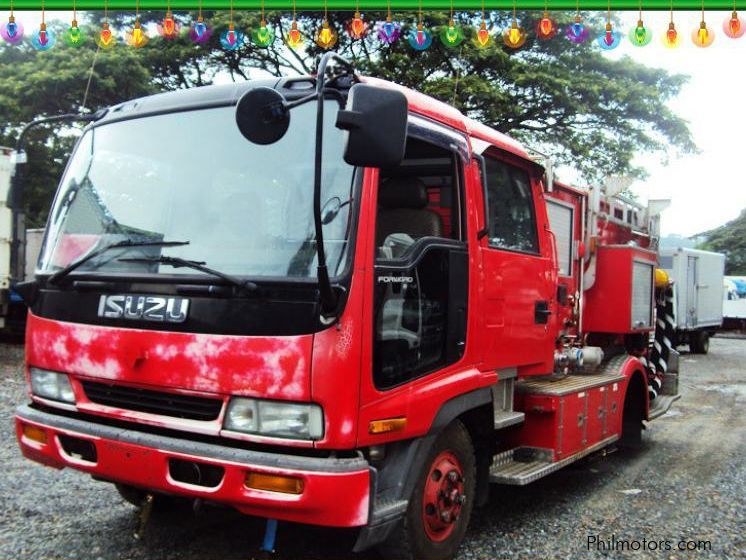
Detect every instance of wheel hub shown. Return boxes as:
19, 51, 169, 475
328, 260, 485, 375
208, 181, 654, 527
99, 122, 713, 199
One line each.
422, 450, 465, 542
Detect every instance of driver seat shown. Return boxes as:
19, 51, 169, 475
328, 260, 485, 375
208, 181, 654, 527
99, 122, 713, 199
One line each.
376, 177, 444, 247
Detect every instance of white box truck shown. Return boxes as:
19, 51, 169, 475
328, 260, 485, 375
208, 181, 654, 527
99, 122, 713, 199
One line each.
659, 248, 725, 353
0, 147, 31, 335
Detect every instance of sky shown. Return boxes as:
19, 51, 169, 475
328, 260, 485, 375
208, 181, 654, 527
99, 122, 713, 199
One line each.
15, 10, 746, 236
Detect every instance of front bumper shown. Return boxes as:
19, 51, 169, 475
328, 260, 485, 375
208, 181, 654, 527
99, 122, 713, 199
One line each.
15, 405, 370, 527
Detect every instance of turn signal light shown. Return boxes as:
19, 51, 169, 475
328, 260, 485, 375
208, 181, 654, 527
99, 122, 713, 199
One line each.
369, 417, 407, 434
22, 423, 48, 444
245, 472, 304, 495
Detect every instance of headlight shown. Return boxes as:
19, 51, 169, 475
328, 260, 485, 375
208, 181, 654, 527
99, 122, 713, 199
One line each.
29, 368, 76, 404
224, 398, 324, 440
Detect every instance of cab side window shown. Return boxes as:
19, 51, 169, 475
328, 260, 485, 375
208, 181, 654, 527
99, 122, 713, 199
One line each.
376, 140, 464, 260
483, 157, 539, 254
372, 135, 468, 390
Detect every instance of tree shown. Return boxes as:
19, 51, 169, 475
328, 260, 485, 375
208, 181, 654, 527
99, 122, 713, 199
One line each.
169, 10, 695, 182
698, 210, 746, 275
0, 21, 159, 226
1, 10, 695, 228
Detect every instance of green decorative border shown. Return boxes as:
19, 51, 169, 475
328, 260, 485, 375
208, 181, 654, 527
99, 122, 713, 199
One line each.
2, 1, 742, 10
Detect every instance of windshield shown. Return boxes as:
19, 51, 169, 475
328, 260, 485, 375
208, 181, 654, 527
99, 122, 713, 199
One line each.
38, 100, 356, 280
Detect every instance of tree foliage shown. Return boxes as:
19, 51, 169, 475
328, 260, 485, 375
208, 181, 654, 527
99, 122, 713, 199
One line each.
1, 10, 695, 228
698, 210, 746, 275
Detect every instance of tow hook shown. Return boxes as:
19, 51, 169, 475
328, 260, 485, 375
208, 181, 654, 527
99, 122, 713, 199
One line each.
134, 493, 154, 540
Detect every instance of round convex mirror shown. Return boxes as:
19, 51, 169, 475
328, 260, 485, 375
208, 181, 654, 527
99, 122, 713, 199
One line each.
235, 87, 290, 145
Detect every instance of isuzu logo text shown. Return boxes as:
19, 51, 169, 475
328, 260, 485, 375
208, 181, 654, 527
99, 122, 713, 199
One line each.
97, 295, 189, 323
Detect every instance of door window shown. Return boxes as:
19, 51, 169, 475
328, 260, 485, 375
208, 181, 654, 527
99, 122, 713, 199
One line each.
373, 135, 468, 389
483, 157, 539, 254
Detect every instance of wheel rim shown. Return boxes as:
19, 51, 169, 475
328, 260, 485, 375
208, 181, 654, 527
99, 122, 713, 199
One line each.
421, 450, 465, 543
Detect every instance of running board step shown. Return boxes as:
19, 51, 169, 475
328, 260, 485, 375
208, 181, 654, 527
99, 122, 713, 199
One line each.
647, 394, 681, 420
489, 436, 619, 486
493, 411, 525, 430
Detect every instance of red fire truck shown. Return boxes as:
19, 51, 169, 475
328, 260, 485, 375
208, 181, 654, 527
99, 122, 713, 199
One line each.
13, 55, 679, 560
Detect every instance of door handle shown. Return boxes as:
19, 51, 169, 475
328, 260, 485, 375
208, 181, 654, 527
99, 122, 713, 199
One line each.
534, 300, 551, 324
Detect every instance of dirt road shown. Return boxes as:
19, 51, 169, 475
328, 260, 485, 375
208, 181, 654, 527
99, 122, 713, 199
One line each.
1, 338, 744, 559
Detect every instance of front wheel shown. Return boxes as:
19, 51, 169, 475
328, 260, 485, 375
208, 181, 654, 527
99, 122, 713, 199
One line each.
378, 421, 476, 560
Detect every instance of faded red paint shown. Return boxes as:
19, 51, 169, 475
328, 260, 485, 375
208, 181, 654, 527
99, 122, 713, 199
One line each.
27, 313, 312, 401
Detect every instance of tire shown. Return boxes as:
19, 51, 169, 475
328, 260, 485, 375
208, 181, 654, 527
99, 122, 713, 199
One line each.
378, 421, 476, 560
689, 331, 709, 354
115, 483, 189, 512
620, 379, 644, 449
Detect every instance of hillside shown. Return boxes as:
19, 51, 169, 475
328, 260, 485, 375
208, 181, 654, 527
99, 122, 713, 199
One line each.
698, 209, 746, 275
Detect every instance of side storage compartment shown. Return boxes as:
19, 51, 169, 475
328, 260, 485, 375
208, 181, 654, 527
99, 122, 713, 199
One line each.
583, 245, 657, 334
510, 372, 626, 461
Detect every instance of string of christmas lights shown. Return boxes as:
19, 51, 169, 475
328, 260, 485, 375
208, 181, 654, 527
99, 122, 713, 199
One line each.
2, 4, 744, 51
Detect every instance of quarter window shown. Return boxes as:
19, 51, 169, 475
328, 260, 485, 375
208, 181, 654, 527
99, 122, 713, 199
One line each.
483, 157, 539, 254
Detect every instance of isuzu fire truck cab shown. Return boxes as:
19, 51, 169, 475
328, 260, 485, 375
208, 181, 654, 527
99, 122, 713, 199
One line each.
14, 55, 680, 560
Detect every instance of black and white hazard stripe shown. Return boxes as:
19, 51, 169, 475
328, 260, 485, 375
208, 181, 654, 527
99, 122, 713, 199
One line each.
646, 285, 675, 400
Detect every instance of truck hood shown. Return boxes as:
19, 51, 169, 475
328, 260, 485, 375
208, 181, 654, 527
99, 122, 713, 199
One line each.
25, 312, 312, 401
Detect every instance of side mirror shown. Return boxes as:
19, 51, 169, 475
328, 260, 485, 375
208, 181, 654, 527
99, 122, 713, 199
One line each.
235, 87, 290, 145
336, 84, 408, 168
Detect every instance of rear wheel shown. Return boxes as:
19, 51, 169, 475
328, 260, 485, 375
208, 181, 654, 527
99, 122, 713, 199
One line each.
620, 377, 645, 449
378, 421, 476, 560
689, 331, 710, 354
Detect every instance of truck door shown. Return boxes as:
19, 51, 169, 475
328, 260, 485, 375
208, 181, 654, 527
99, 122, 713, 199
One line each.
687, 255, 698, 327
475, 147, 555, 373
370, 118, 469, 390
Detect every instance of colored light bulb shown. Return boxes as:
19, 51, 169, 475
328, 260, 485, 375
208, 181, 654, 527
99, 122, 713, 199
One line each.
503, 20, 527, 49
597, 22, 621, 50
220, 24, 244, 50
1, 15, 24, 44
96, 22, 116, 49
251, 19, 275, 47
692, 21, 715, 47
629, 19, 652, 46
439, 19, 463, 48
536, 12, 557, 40
126, 21, 149, 48
663, 22, 679, 48
315, 21, 337, 49
64, 19, 85, 47
407, 23, 432, 51
286, 20, 303, 48
566, 16, 589, 44
347, 11, 368, 39
31, 22, 55, 50
158, 11, 180, 39
377, 18, 401, 45
724, 11, 745, 38
189, 17, 212, 44
474, 21, 492, 48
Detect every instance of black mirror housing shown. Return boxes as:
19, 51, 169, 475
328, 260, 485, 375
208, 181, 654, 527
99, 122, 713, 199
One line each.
336, 84, 407, 168
235, 87, 291, 145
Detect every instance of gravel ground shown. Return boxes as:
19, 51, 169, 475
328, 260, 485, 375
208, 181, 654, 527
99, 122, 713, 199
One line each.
1, 338, 744, 560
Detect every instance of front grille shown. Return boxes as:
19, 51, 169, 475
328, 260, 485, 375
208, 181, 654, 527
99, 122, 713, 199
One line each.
81, 381, 223, 421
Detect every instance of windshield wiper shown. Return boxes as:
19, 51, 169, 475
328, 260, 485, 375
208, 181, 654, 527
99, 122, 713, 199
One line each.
47, 240, 189, 285
118, 255, 258, 293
